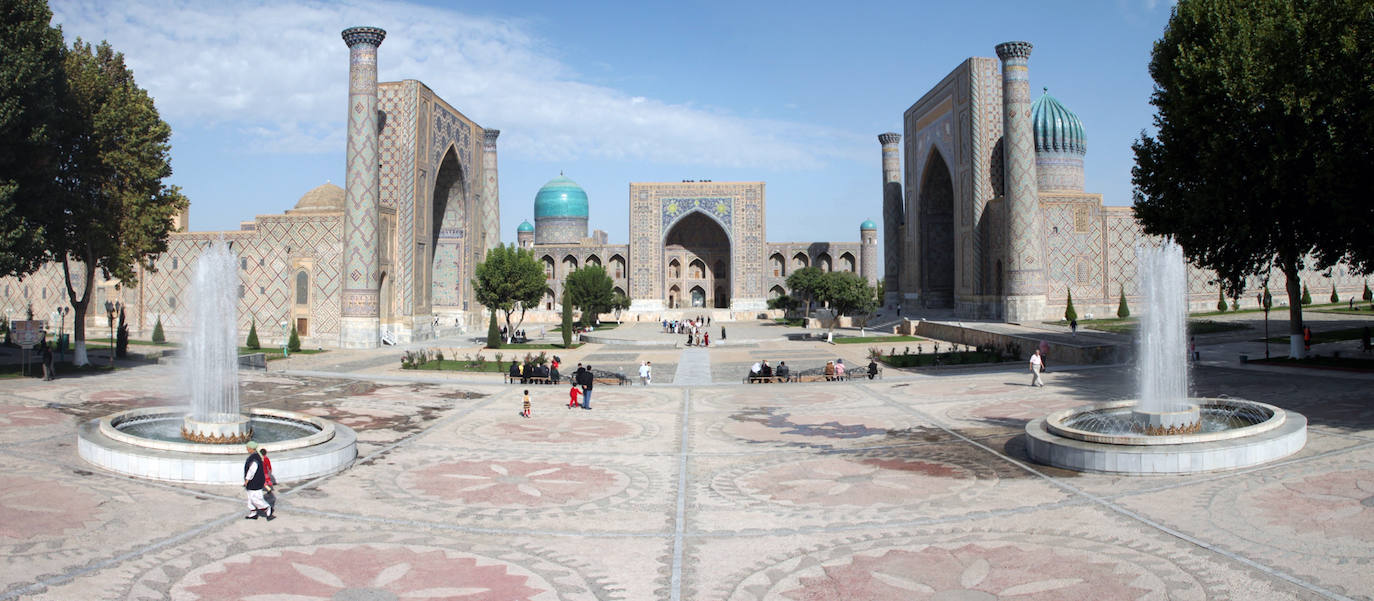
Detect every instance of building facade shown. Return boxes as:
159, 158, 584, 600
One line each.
887, 40, 1366, 321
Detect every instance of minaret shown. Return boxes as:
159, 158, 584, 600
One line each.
994, 41, 1047, 322
878, 132, 903, 309
481, 129, 501, 253
339, 26, 386, 348
860, 219, 878, 287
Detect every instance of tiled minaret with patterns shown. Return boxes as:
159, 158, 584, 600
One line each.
860, 219, 878, 287
339, 26, 386, 348
878, 132, 903, 309
995, 41, 1048, 322
481, 129, 501, 255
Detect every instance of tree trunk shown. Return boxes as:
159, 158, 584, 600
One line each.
1282, 259, 1305, 359
62, 251, 95, 367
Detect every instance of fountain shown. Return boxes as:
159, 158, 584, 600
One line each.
78, 240, 356, 484
1024, 240, 1306, 474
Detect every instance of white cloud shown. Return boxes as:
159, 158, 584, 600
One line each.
50, 0, 864, 168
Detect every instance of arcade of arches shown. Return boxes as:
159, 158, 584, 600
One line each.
664, 212, 730, 309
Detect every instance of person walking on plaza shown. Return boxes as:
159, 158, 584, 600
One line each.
578, 365, 594, 409
1303, 325, 1312, 352
703, 332, 709, 347
721, 326, 726, 340
243, 441, 273, 520
521, 390, 532, 418
41, 339, 54, 381
639, 361, 651, 385
568, 384, 581, 409
1070, 319, 1078, 336
1029, 349, 1045, 387
260, 447, 277, 516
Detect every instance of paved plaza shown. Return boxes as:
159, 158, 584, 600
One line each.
2, 325, 1373, 600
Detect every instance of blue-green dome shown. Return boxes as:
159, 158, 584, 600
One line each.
1031, 90, 1086, 155
860, 218, 877, 230
533, 176, 589, 219
517, 220, 534, 233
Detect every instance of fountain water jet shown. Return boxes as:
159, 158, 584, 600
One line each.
1022, 239, 1307, 473
180, 240, 252, 443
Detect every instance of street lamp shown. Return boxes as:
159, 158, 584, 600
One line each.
56, 306, 69, 360
104, 300, 116, 366
280, 321, 289, 358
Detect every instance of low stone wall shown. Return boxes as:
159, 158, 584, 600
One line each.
910, 320, 1127, 365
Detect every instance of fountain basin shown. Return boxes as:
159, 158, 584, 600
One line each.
78, 406, 356, 485
1026, 398, 1306, 474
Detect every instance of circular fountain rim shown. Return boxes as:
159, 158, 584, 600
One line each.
100, 406, 336, 455
1044, 397, 1285, 446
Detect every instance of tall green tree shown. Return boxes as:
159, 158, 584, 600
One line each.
564, 264, 615, 325
54, 40, 187, 365
485, 311, 501, 349
472, 244, 545, 343
0, 0, 67, 277
245, 319, 260, 349
1131, 0, 1374, 358
1117, 285, 1130, 318
785, 266, 824, 318
560, 288, 573, 347
814, 271, 878, 339
1064, 289, 1077, 322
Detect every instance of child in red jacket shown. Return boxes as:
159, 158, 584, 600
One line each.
567, 385, 581, 409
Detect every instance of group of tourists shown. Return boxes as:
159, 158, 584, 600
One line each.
748, 359, 789, 382
509, 357, 561, 384
243, 441, 276, 521
664, 317, 717, 347
638, 361, 653, 385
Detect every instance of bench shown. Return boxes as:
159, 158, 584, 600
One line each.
503, 374, 554, 385
743, 375, 790, 384
593, 376, 628, 386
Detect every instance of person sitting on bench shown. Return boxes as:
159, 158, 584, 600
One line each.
775, 361, 790, 381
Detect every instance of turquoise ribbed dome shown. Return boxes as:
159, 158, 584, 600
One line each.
860, 218, 877, 230
534, 176, 589, 219
1031, 90, 1086, 155
517, 220, 534, 232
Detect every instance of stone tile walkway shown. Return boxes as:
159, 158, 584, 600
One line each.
673, 347, 712, 385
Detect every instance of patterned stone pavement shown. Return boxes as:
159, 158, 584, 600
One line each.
1, 352, 1371, 600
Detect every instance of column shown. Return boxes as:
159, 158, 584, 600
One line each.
879, 132, 903, 309
860, 225, 878, 287
339, 26, 386, 348
995, 41, 1047, 322
481, 129, 501, 254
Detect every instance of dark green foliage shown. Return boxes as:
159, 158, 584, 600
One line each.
486, 311, 501, 349
1217, 289, 1228, 312
1064, 289, 1078, 322
115, 308, 128, 358
472, 244, 545, 343
767, 294, 799, 312
1364, 281, 1372, 303
785, 267, 824, 316
814, 271, 878, 335
287, 325, 300, 353
1117, 286, 1130, 318
245, 319, 260, 349
564, 264, 614, 325
560, 288, 573, 348
1301, 283, 1312, 306
151, 316, 165, 343
1330, 284, 1339, 304
1263, 284, 1273, 310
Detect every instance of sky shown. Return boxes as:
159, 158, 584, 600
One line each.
48, 0, 1175, 251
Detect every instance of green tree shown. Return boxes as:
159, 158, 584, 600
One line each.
151, 315, 165, 343
1064, 288, 1078, 322
485, 311, 501, 349
1117, 285, 1130, 318
287, 324, 300, 353
767, 294, 800, 313
1329, 284, 1339, 304
0, 0, 67, 277
560, 288, 573, 347
245, 319, 259, 349
785, 266, 825, 318
52, 40, 187, 365
564, 264, 615, 326
610, 290, 631, 321
1364, 281, 1372, 305
1131, 0, 1374, 359
1263, 284, 1274, 311
472, 244, 544, 343
1301, 283, 1311, 306
1216, 289, 1227, 312
814, 271, 878, 339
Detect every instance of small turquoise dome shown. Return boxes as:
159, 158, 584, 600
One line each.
517, 220, 534, 233
860, 218, 877, 230
1031, 90, 1086, 155
534, 176, 589, 219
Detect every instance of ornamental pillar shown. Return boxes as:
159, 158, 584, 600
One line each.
481, 129, 501, 254
878, 132, 904, 309
995, 41, 1047, 322
339, 26, 386, 348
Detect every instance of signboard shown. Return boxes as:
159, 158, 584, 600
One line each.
11, 320, 46, 349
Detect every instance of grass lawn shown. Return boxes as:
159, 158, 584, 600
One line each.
1259, 327, 1370, 345
1047, 318, 1248, 335
879, 351, 1011, 368
408, 359, 510, 372
551, 322, 620, 332
89, 337, 176, 347
834, 335, 924, 344
1312, 305, 1374, 315
1248, 355, 1374, 371
238, 347, 328, 361
488, 342, 582, 350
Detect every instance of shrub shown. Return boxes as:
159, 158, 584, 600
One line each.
151, 316, 165, 343
1216, 289, 1227, 312
494, 352, 504, 370
115, 310, 129, 358
1064, 288, 1077, 322
1364, 281, 1372, 303
1117, 286, 1130, 318
1301, 283, 1312, 306
1330, 284, 1339, 304
288, 325, 301, 353
246, 320, 260, 349
560, 289, 574, 347
486, 311, 501, 349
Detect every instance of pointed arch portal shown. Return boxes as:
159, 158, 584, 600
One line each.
664, 211, 730, 309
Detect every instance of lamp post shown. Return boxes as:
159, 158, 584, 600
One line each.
104, 300, 116, 367
56, 306, 69, 361
280, 321, 289, 358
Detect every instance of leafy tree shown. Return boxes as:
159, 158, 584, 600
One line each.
785, 266, 825, 317
287, 324, 300, 353
1364, 281, 1372, 304
1216, 289, 1227, 313
1117, 285, 1130, 318
1301, 283, 1311, 306
115, 307, 128, 358
1131, 0, 1374, 358
245, 319, 260, 349
51, 40, 187, 365
1329, 284, 1339, 304
0, 0, 67, 277
814, 271, 878, 339
485, 311, 501, 349
610, 291, 631, 321
151, 315, 165, 343
1263, 284, 1273, 311
767, 294, 800, 312
1064, 289, 1078, 322
472, 244, 544, 343
560, 288, 573, 347
564, 264, 614, 326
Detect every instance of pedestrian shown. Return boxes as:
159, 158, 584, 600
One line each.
867, 358, 878, 380
703, 332, 709, 347
568, 384, 582, 409
522, 389, 531, 418
1038, 340, 1051, 373
1190, 335, 1198, 361
824, 360, 836, 381
775, 361, 790, 381
639, 361, 651, 385
834, 358, 846, 379
243, 441, 273, 520
260, 447, 277, 516
41, 339, 54, 381
721, 326, 726, 340
1303, 325, 1312, 352
1029, 349, 1044, 387
508, 360, 520, 384
686, 332, 693, 346
1070, 319, 1078, 336
580, 365, 594, 409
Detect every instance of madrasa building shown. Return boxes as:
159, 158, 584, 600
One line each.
513, 177, 877, 316
881, 40, 1364, 321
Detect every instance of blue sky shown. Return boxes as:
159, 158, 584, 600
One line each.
49, 0, 1174, 249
